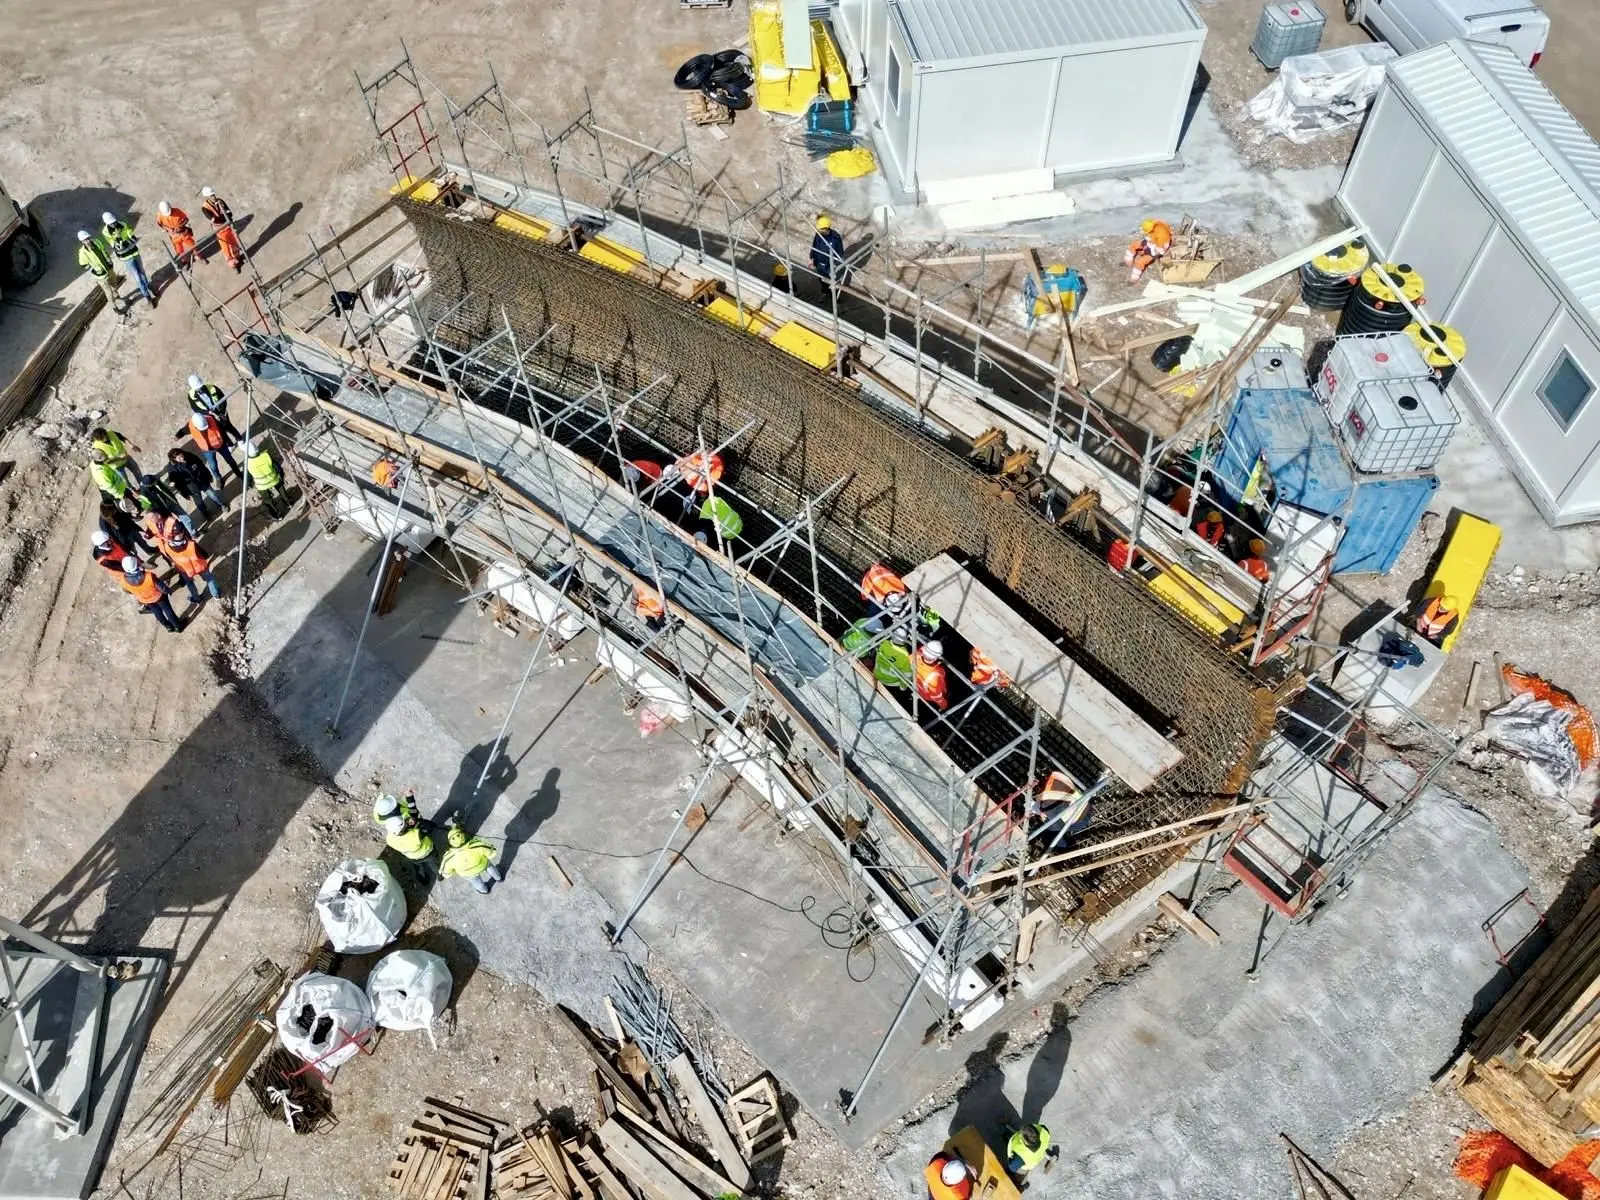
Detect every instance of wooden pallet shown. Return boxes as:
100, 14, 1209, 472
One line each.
685, 93, 733, 127
725, 1074, 792, 1166
390, 1096, 501, 1200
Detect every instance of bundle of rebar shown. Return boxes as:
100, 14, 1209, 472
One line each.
609, 960, 728, 1104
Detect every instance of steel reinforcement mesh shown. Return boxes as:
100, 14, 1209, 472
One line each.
397, 199, 1277, 910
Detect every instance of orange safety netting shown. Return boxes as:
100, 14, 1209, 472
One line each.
1504, 663, 1599, 769
1455, 1132, 1600, 1199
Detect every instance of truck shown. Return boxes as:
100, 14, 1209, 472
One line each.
0, 179, 48, 300
1343, 0, 1550, 67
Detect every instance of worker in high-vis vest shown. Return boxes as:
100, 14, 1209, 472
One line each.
76, 229, 122, 309
91, 529, 136, 578
1124, 218, 1172, 282
697, 494, 743, 543
91, 426, 141, 480
924, 1152, 973, 1200
186, 374, 242, 444
874, 637, 914, 690
156, 200, 197, 267
189, 413, 240, 482
371, 453, 404, 490
1238, 537, 1270, 583
634, 583, 666, 626
1005, 1123, 1058, 1179
154, 522, 222, 604
117, 556, 182, 633
102, 210, 154, 305
243, 439, 289, 520
91, 449, 137, 503
373, 790, 434, 866
440, 822, 504, 895
860, 562, 908, 607
1416, 594, 1460, 645
1194, 509, 1225, 547
969, 646, 1010, 690
913, 640, 949, 710
671, 450, 724, 494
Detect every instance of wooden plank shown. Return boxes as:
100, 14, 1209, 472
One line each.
548, 855, 574, 889
1215, 225, 1363, 297
550, 1006, 653, 1117
667, 1054, 750, 1190
1157, 892, 1221, 945
575, 1141, 635, 1200
903, 553, 1183, 789
1457, 1060, 1580, 1167
615, 1105, 743, 1198
1110, 324, 1198, 355
595, 1119, 703, 1200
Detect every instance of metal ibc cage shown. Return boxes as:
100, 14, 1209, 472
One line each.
1316, 332, 1458, 474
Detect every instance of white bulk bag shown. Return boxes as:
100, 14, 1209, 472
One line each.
315, 858, 406, 953
366, 949, 453, 1032
274, 972, 375, 1073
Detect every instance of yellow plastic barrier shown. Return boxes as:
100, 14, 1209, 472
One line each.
492, 210, 554, 242
1422, 511, 1501, 652
1484, 1166, 1563, 1200
578, 237, 647, 274
812, 20, 852, 102
770, 321, 837, 370
1143, 563, 1244, 637
392, 176, 445, 204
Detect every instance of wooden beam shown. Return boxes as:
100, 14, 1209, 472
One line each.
1158, 892, 1221, 945
615, 1105, 743, 1198
550, 1006, 653, 1118
1111, 324, 1199, 356
1215, 225, 1362, 297
904, 553, 1183, 789
896, 252, 1027, 267
595, 1119, 704, 1200
1457, 1059, 1580, 1167
667, 1055, 750, 1190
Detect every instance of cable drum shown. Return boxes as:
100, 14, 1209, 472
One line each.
673, 54, 716, 90
1337, 261, 1424, 335
1405, 321, 1466, 388
1298, 238, 1369, 310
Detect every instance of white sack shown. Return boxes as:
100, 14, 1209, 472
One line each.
366, 949, 453, 1032
275, 972, 375, 1073
1245, 44, 1396, 144
1483, 692, 1582, 799
315, 858, 406, 953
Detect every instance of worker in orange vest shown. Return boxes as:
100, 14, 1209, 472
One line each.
199, 186, 244, 271
671, 450, 724, 494
156, 200, 197, 268
970, 646, 1010, 690
91, 529, 137, 578
1194, 509, 1225, 547
925, 1152, 973, 1200
634, 583, 666, 626
117, 556, 182, 632
623, 459, 664, 487
913, 641, 949, 710
371, 454, 404, 490
1237, 537, 1270, 582
1124, 218, 1173, 282
1416, 594, 1460, 644
860, 562, 908, 607
153, 520, 222, 604
189, 412, 240, 481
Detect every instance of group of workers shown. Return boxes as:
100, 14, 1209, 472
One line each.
76, 187, 246, 313
371, 789, 505, 895
626, 448, 743, 625
926, 1124, 1059, 1200
91, 374, 290, 631
1190, 505, 1272, 583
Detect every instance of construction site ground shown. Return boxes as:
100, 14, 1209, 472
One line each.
4, 0, 1600, 1197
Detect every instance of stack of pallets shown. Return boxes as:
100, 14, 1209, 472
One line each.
1447, 885, 1600, 1165
389, 1097, 501, 1200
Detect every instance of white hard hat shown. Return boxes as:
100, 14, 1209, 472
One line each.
374, 793, 400, 817
76, 229, 91, 242
200, 186, 216, 198
243, 439, 259, 456
187, 373, 204, 391
120, 555, 139, 573
382, 815, 406, 835
883, 591, 908, 611
192, 412, 210, 427
100, 211, 116, 226
92, 530, 111, 548
940, 1159, 968, 1186
157, 200, 172, 216
921, 640, 943, 662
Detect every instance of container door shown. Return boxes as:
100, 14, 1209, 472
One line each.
917, 61, 1055, 182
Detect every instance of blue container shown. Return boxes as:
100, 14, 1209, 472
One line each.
1332, 472, 1439, 574
1216, 387, 1352, 513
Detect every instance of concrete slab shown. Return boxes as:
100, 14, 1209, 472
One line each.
884, 791, 1528, 1198
244, 525, 992, 1145
0, 953, 166, 1200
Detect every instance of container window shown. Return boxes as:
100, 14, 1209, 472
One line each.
887, 46, 902, 114
1539, 352, 1594, 430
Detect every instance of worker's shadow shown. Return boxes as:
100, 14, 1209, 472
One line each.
1021, 1001, 1072, 1123
948, 1031, 1020, 1146
499, 766, 561, 879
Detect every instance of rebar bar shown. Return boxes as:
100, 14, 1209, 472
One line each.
608, 959, 728, 1103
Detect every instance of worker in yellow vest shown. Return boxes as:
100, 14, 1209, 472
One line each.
373, 790, 434, 873
1005, 1123, 1058, 1180
244, 439, 290, 520
440, 822, 504, 895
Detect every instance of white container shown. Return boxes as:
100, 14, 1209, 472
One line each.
1238, 346, 1306, 391
1316, 332, 1458, 473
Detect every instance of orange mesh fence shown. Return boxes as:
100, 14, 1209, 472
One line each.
1504, 663, 1598, 769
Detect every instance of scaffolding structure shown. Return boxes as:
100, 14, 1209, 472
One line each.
166, 44, 1470, 1119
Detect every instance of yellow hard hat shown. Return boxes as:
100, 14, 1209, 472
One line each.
1248, 538, 1266, 555
773, 262, 788, 277
815, 214, 832, 231
1141, 219, 1158, 234
1439, 594, 1460, 613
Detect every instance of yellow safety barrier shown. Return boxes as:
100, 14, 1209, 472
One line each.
1143, 562, 1244, 637
813, 20, 852, 102
1421, 511, 1501, 652
391, 176, 446, 204
769, 321, 837, 370
578, 237, 647, 274
703, 295, 780, 334
492, 210, 554, 242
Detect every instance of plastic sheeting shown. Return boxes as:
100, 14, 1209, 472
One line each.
275, 972, 375, 1074
1245, 43, 1396, 144
1483, 693, 1585, 802
366, 949, 452, 1032
315, 858, 407, 953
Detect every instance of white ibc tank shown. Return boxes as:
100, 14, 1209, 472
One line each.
1315, 333, 1457, 473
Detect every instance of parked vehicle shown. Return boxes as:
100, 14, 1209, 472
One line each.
0, 179, 47, 301
1344, 0, 1549, 66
